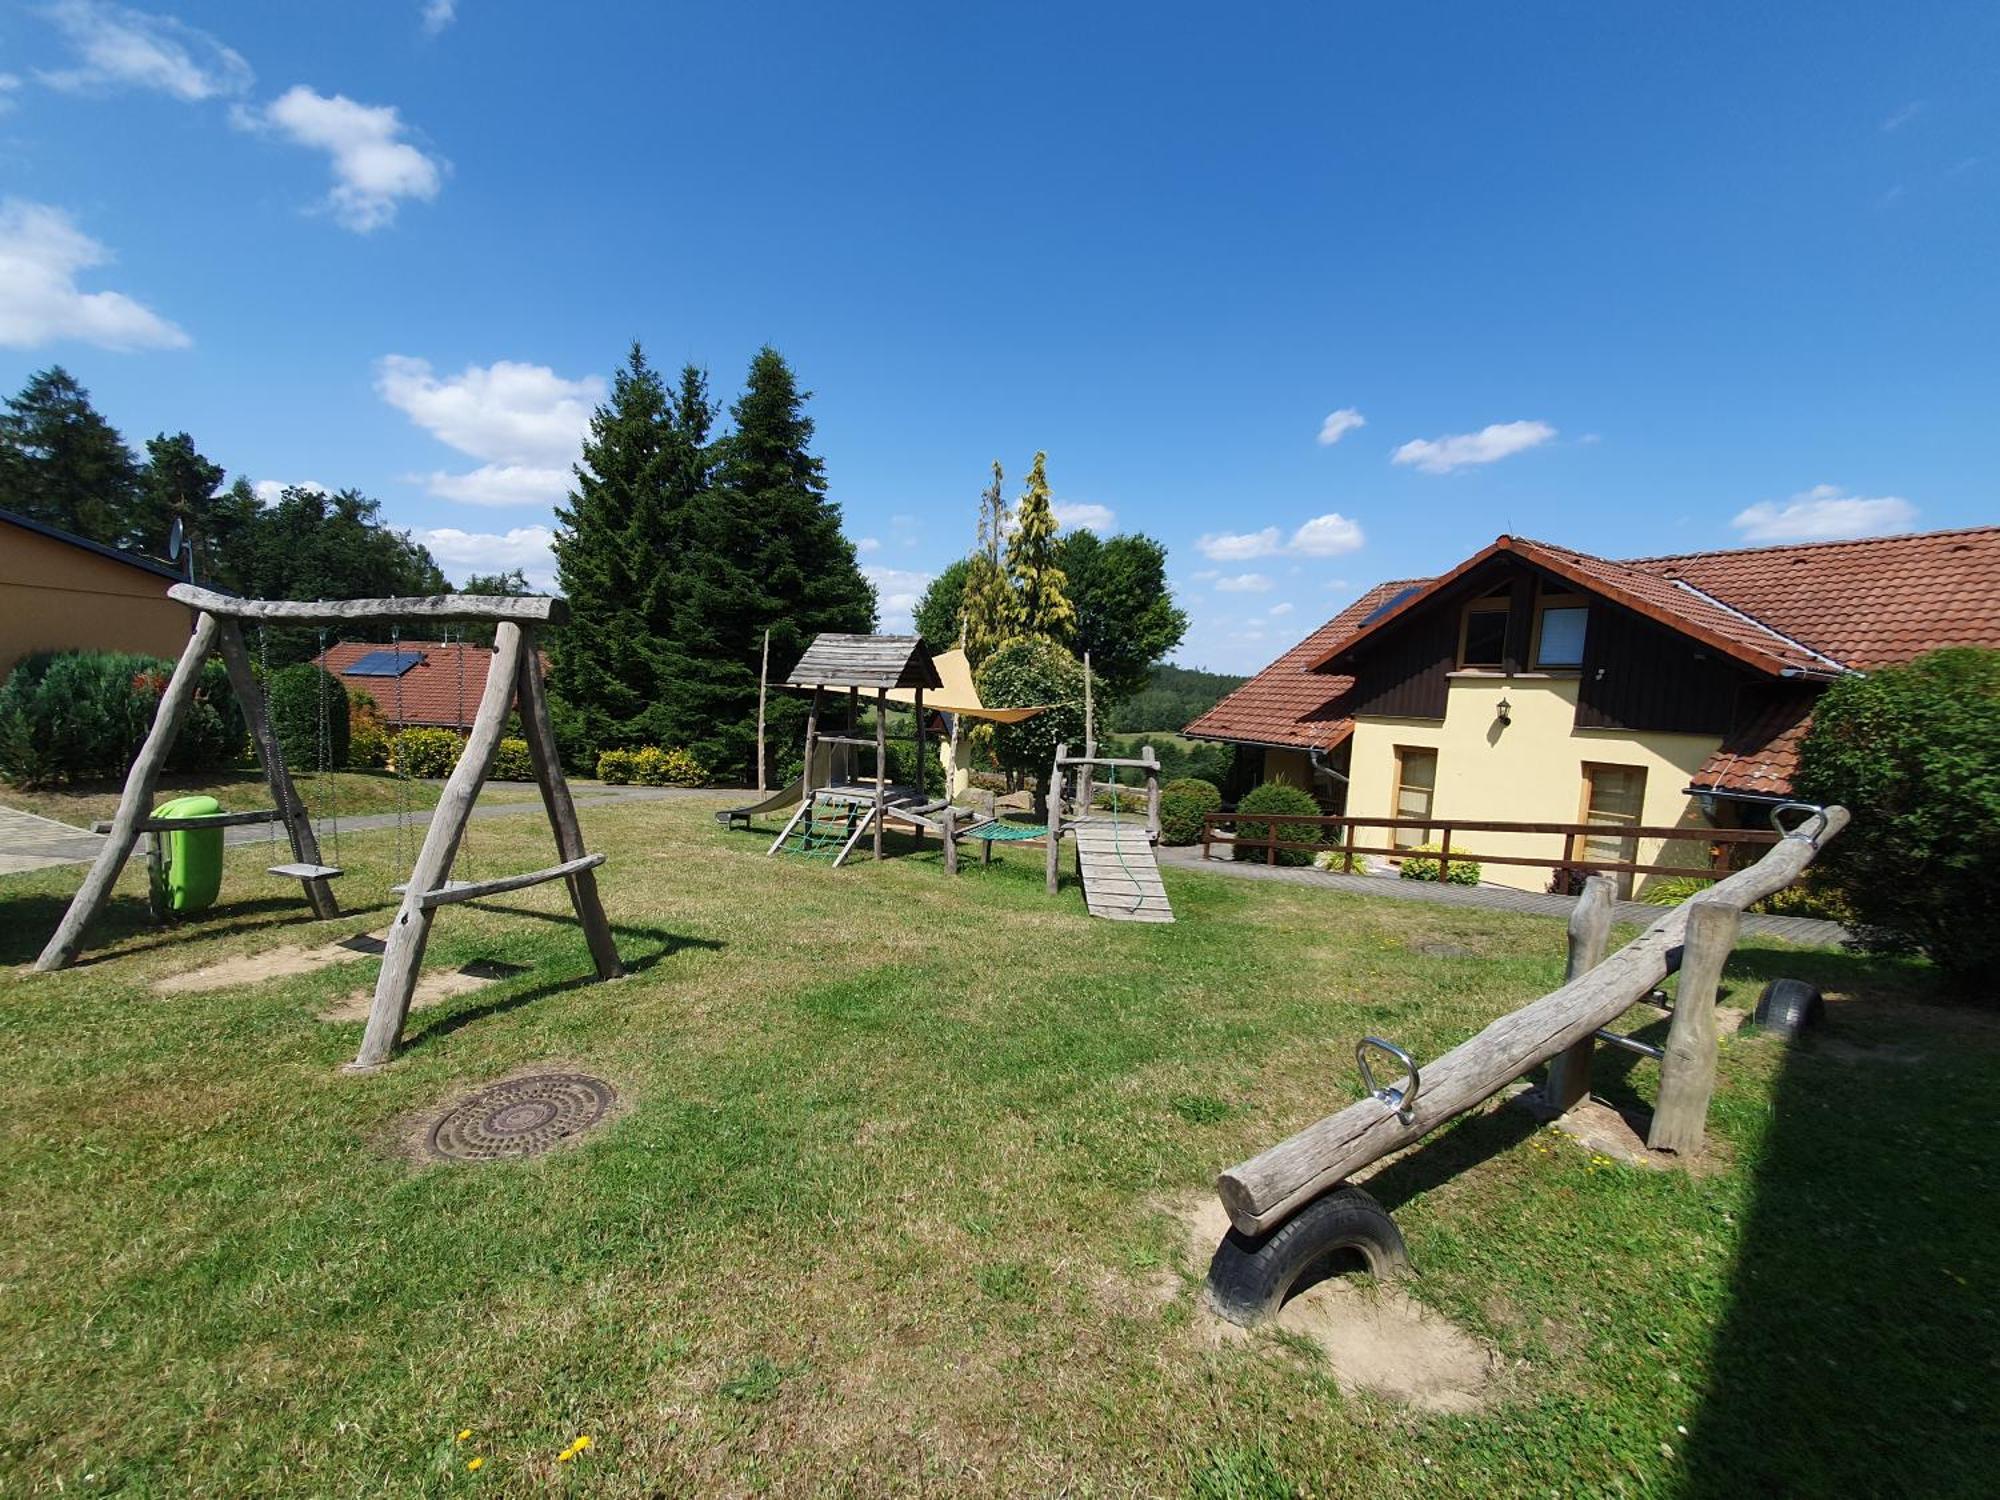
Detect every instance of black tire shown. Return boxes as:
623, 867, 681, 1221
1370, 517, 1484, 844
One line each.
1205, 1184, 1408, 1328
1755, 977, 1825, 1037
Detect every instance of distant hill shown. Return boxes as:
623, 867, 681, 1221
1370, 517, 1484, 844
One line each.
1106, 663, 1246, 733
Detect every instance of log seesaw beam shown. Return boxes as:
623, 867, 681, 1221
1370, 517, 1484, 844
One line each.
1214, 806, 1850, 1237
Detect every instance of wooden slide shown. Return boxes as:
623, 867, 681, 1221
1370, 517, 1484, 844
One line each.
1070, 814, 1174, 923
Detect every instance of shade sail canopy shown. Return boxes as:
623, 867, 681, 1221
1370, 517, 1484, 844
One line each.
886, 648, 1049, 724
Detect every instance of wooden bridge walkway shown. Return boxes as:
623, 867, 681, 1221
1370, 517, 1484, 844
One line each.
1071, 814, 1174, 923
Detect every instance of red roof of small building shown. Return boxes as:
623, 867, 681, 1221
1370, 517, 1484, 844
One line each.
1184, 580, 1431, 752
317, 640, 545, 729
1191, 526, 2000, 797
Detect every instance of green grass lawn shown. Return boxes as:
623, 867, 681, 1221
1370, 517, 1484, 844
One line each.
2, 766, 553, 829
0, 798, 1991, 1496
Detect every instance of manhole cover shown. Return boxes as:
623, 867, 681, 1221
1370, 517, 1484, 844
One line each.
426, 1072, 615, 1162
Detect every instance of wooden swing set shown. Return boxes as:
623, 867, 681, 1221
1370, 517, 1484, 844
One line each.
32, 585, 622, 1071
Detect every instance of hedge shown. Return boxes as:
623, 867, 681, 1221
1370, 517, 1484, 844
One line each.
0, 650, 243, 787
597, 745, 706, 787
1233, 781, 1321, 866
1398, 842, 1482, 885
267, 663, 350, 772
392, 727, 463, 778
1158, 777, 1222, 845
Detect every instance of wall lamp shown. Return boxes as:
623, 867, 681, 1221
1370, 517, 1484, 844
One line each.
1494, 696, 1512, 726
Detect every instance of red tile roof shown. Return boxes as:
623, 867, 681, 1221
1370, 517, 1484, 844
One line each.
1184, 580, 1431, 751
1198, 525, 2000, 797
318, 640, 544, 729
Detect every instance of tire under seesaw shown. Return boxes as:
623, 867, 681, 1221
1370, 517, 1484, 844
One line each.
1204, 1183, 1409, 1328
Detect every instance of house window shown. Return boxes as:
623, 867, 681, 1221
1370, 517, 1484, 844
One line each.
1458, 590, 1510, 669
1533, 594, 1589, 669
1392, 746, 1438, 850
1576, 762, 1648, 897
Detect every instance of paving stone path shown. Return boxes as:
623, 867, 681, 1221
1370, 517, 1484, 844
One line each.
1157, 844, 1850, 948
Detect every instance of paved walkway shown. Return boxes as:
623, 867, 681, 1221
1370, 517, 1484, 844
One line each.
1157, 844, 1850, 947
0, 784, 721, 873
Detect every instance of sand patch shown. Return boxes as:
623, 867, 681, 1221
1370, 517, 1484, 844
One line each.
319, 960, 527, 1022
154, 931, 387, 995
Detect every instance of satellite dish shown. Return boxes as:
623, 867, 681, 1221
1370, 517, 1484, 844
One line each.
166, 517, 184, 561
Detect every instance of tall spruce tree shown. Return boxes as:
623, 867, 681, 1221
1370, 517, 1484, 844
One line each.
550, 344, 675, 755
631, 365, 718, 745
129, 432, 258, 588
0, 367, 142, 542
663, 346, 874, 779
1002, 450, 1075, 643
959, 460, 1015, 668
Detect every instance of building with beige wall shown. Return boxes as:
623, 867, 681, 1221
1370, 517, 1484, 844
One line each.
1, 508, 190, 678
1190, 527, 2000, 895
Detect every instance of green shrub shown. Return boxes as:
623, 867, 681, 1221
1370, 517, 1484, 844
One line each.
1159, 776, 1222, 845
974, 638, 1085, 788
392, 727, 462, 777
597, 747, 635, 784
267, 664, 350, 772
1642, 875, 1713, 906
1233, 781, 1322, 866
1399, 842, 1481, 884
348, 697, 390, 769
630, 745, 706, 787
1794, 645, 2000, 997
0, 651, 242, 787
491, 738, 534, 782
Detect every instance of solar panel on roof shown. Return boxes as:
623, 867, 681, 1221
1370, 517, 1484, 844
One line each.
344, 649, 424, 677
1358, 585, 1423, 626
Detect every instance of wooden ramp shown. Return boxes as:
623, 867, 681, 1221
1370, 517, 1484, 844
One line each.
1071, 815, 1174, 923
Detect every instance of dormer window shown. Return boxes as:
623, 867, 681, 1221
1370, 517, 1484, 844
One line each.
1458, 588, 1510, 669
1532, 588, 1589, 669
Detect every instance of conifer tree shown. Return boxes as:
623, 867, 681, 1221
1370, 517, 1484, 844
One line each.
959, 461, 1015, 668
662, 347, 874, 779
0, 366, 141, 542
1002, 451, 1074, 644
129, 432, 258, 588
550, 343, 673, 754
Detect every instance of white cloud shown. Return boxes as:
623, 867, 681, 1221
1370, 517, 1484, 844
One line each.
236, 86, 444, 232
1289, 512, 1365, 556
38, 1, 251, 101
1316, 407, 1365, 446
417, 525, 557, 588
420, 1, 457, 34
377, 355, 602, 506
1198, 526, 1281, 561
1731, 484, 1917, 544
855, 536, 881, 554
1268, 602, 1294, 617
864, 564, 932, 632
1881, 100, 1923, 132
0, 74, 21, 113
0, 199, 188, 350
1052, 500, 1116, 533
1392, 419, 1556, 474
252, 479, 327, 505
1214, 573, 1274, 593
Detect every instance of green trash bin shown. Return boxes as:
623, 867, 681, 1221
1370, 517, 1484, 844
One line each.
149, 794, 225, 919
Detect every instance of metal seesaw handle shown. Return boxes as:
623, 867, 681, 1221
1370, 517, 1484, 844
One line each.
1769, 801, 1829, 844
1356, 1036, 1420, 1124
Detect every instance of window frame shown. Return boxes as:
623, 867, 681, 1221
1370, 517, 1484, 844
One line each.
1456, 596, 1511, 670
1530, 590, 1589, 671
1391, 744, 1439, 851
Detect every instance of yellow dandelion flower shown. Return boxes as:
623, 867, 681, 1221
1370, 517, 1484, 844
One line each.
466, 1456, 484, 1472
573, 1436, 592, 1452
457, 1430, 472, 1443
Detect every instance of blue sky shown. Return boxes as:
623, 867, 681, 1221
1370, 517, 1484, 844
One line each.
2, 2, 1994, 672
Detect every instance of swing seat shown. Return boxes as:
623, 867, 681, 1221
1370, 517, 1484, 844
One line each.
268, 862, 343, 880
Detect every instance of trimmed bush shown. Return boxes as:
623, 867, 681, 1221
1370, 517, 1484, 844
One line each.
392, 727, 463, 777
267, 664, 350, 772
598, 745, 706, 787
0, 651, 242, 787
1233, 781, 1322, 866
1159, 777, 1222, 845
1795, 646, 2000, 997
597, 747, 635, 784
348, 698, 391, 769
491, 738, 534, 782
1399, 842, 1481, 885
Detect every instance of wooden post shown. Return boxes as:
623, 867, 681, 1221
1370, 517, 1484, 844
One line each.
515, 630, 622, 982
351, 623, 526, 1070
1080, 653, 1095, 812
1438, 826, 1452, 885
1046, 742, 1066, 894
873, 687, 887, 860
1342, 820, 1357, 874
1266, 818, 1277, 866
756, 627, 770, 794
1143, 743, 1161, 842
1647, 899, 1740, 1155
802, 686, 822, 798
214, 619, 339, 920
1543, 875, 1616, 1114
941, 804, 958, 874
1201, 814, 1211, 861
35, 611, 221, 971
914, 683, 926, 799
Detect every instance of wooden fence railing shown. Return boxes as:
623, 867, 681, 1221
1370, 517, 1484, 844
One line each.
1200, 811, 1779, 885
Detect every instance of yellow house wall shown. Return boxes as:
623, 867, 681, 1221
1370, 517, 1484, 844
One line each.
1345, 674, 1722, 893
1259, 746, 1314, 790
0, 526, 188, 678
